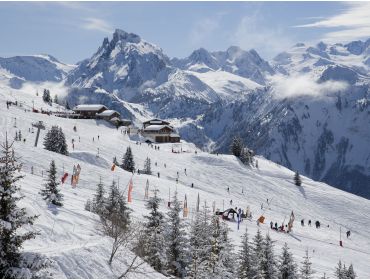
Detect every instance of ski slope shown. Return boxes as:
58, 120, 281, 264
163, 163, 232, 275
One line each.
1, 83, 370, 278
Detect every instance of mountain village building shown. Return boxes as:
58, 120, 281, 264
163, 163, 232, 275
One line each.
142, 119, 180, 143
72, 104, 108, 118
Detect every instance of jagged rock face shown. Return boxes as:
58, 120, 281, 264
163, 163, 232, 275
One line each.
172, 46, 275, 85
66, 29, 169, 100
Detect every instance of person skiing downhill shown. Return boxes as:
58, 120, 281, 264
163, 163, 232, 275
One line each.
301, 219, 304, 226
308, 220, 312, 226
346, 230, 351, 238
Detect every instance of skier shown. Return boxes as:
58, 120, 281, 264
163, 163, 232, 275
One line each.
274, 222, 278, 230
230, 199, 233, 205
270, 221, 273, 229
98, 135, 100, 140
164, 163, 166, 168
227, 187, 230, 194
73, 125, 77, 132
315, 221, 320, 229
346, 230, 351, 238
301, 219, 304, 226
93, 137, 94, 142
157, 172, 160, 178
308, 219, 312, 226
176, 178, 178, 184
184, 168, 187, 175
191, 183, 194, 188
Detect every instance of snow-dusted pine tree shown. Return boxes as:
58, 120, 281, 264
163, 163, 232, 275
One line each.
42, 89, 51, 104
0, 137, 40, 278
165, 191, 189, 278
279, 242, 297, 279
142, 188, 167, 273
335, 260, 345, 278
252, 229, 265, 279
104, 180, 131, 228
40, 160, 63, 206
43, 126, 68, 155
53, 94, 58, 104
300, 249, 314, 279
294, 171, 302, 186
262, 233, 278, 279
144, 157, 152, 175
188, 205, 212, 279
238, 226, 255, 278
204, 215, 235, 278
92, 178, 106, 216
346, 264, 356, 279
230, 136, 243, 157
122, 147, 135, 173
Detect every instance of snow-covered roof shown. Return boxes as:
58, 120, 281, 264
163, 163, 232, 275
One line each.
97, 110, 120, 117
73, 104, 107, 111
110, 117, 121, 122
143, 118, 170, 125
143, 125, 173, 132
170, 133, 180, 138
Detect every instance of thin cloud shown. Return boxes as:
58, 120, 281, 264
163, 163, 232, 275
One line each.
231, 11, 294, 57
295, 2, 370, 43
189, 17, 220, 46
270, 74, 348, 100
82, 18, 113, 34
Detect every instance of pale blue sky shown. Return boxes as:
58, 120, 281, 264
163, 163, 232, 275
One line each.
1, 1, 369, 64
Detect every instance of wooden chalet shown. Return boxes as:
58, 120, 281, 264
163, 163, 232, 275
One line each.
142, 118, 170, 129
96, 110, 120, 121
142, 119, 180, 143
72, 104, 108, 118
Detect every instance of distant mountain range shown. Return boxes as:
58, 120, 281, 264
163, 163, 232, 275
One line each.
0, 29, 369, 198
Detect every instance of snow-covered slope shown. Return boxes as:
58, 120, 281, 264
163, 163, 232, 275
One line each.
0, 54, 74, 85
1, 76, 370, 278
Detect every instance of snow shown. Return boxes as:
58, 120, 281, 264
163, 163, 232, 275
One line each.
96, 110, 120, 117
73, 104, 107, 111
190, 70, 262, 100
0, 80, 370, 278
143, 125, 173, 131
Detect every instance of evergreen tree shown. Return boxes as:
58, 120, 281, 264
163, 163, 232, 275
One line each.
0, 138, 39, 278
262, 233, 277, 279
346, 264, 356, 279
92, 178, 106, 216
113, 156, 119, 166
335, 260, 345, 279
300, 249, 314, 279
104, 181, 131, 229
43, 126, 68, 155
42, 89, 51, 104
142, 188, 167, 273
144, 157, 152, 175
40, 160, 63, 206
204, 215, 235, 278
65, 101, 70, 110
121, 147, 135, 172
252, 229, 265, 279
53, 94, 58, 104
294, 171, 302, 186
230, 136, 243, 157
188, 205, 212, 279
279, 243, 297, 279
165, 191, 189, 278
237, 225, 255, 278
240, 147, 254, 166
85, 199, 92, 211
